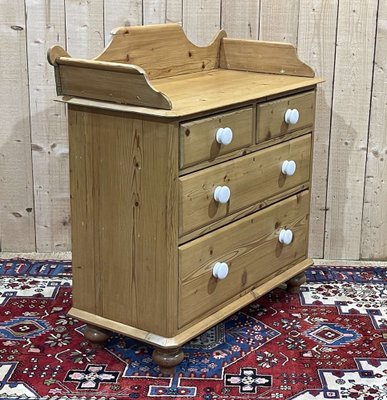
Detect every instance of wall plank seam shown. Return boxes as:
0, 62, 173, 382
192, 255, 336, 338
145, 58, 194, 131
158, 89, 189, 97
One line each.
321, 0, 340, 259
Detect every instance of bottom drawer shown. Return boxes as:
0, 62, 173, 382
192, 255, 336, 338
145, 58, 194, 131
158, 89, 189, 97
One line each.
179, 190, 310, 327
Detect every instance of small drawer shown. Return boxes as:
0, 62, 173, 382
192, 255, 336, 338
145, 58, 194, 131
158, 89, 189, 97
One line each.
256, 91, 315, 143
179, 134, 311, 236
178, 190, 310, 327
180, 107, 253, 169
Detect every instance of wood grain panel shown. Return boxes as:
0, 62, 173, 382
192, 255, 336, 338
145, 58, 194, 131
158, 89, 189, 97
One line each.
257, 91, 315, 143
361, 1, 387, 259
180, 128, 312, 176
68, 107, 179, 337
166, 0, 183, 24
0, 0, 35, 251
180, 107, 253, 168
180, 134, 311, 235
95, 24, 225, 80
220, 39, 315, 78
143, 0, 182, 25
183, 0, 221, 46
297, 0, 339, 258
151, 70, 321, 117
103, 0, 142, 45
143, 0, 166, 24
65, 0, 104, 58
69, 258, 313, 347
2, 1, 386, 261
179, 190, 310, 327
221, 0, 260, 39
179, 182, 309, 244
259, 0, 300, 45
26, 0, 70, 252
55, 69, 320, 119
58, 63, 171, 109
68, 109, 96, 313
325, 1, 378, 259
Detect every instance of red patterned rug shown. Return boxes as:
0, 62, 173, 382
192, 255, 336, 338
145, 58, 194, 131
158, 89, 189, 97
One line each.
0, 259, 386, 399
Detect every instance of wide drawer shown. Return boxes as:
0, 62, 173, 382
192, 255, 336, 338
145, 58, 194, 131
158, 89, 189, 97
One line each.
179, 134, 311, 235
256, 91, 315, 143
179, 190, 310, 327
180, 107, 253, 169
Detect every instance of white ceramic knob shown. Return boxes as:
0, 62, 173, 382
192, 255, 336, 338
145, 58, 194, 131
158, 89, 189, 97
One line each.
279, 229, 293, 245
213, 185, 231, 204
284, 108, 300, 125
213, 262, 229, 279
216, 127, 233, 145
282, 160, 297, 176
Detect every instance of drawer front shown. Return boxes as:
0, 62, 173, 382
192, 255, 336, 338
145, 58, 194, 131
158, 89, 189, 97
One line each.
180, 134, 311, 235
180, 107, 253, 168
179, 190, 310, 327
257, 91, 315, 143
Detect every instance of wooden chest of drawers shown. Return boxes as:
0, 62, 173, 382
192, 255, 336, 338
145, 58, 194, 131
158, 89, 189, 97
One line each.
49, 24, 321, 374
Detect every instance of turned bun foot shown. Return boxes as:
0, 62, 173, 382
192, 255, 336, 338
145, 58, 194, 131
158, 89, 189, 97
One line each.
84, 324, 111, 345
152, 347, 184, 376
286, 271, 306, 293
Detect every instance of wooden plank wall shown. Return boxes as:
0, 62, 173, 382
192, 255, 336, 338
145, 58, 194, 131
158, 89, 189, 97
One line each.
0, 0, 386, 260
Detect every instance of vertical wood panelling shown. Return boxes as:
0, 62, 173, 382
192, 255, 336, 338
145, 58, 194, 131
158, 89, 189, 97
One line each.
324, 1, 378, 259
26, 0, 70, 252
104, 1, 142, 45
297, 0, 338, 258
221, 0, 260, 39
259, 0, 299, 45
361, 1, 387, 260
1, 0, 387, 259
143, 0, 182, 25
143, 0, 166, 24
65, 0, 104, 58
183, 0, 221, 46
166, 0, 183, 24
0, 0, 35, 251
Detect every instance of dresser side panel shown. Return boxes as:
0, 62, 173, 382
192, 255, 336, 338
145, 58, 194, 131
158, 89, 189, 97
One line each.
68, 107, 179, 337
69, 110, 97, 314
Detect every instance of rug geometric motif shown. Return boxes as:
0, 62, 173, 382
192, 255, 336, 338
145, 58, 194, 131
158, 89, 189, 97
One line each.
224, 367, 271, 393
304, 323, 361, 346
64, 364, 120, 389
0, 362, 39, 399
0, 317, 51, 340
301, 280, 387, 329
0, 259, 72, 277
0, 275, 70, 306
0, 259, 385, 399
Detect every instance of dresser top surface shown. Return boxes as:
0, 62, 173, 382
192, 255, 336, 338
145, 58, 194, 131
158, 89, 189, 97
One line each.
60, 69, 322, 119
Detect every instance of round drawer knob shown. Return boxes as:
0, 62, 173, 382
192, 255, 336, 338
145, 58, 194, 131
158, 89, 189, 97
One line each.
216, 127, 233, 145
213, 262, 229, 279
214, 185, 231, 204
282, 160, 297, 176
284, 108, 300, 125
279, 229, 293, 245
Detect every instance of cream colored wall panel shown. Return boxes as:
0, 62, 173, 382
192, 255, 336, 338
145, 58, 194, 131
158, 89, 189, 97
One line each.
183, 0, 221, 46
0, 0, 35, 251
65, 0, 104, 58
104, 1, 142, 45
259, 0, 299, 45
297, 0, 339, 258
325, 0, 378, 259
1, 0, 386, 260
221, 0, 259, 39
361, 1, 387, 260
26, 0, 70, 252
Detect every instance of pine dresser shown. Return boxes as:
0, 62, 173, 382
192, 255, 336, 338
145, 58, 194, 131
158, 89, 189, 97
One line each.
48, 24, 322, 374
